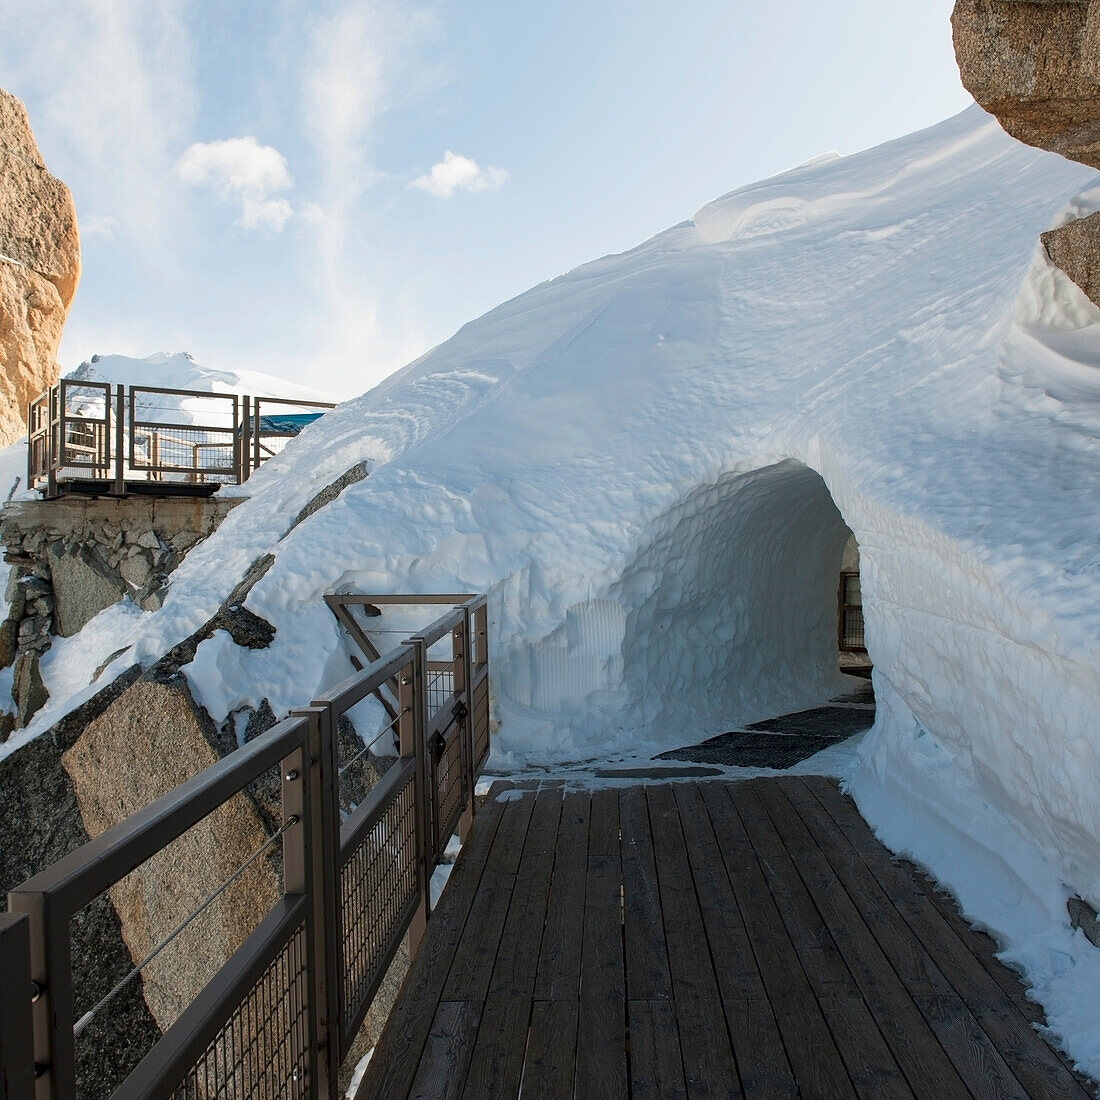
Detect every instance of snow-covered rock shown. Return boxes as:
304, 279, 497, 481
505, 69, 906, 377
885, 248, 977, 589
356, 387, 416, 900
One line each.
6, 106, 1100, 1070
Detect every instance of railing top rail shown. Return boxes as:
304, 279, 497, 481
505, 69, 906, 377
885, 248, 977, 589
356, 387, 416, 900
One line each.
8, 714, 310, 914
411, 607, 466, 649
252, 396, 338, 410
333, 593, 479, 606
129, 420, 239, 435
128, 385, 241, 401
60, 378, 111, 393
311, 644, 415, 714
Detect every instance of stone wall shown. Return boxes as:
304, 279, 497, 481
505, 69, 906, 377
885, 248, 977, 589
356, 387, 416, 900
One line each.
0, 494, 240, 732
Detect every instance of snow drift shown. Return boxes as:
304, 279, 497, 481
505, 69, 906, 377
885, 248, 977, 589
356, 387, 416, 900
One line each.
6, 107, 1100, 1069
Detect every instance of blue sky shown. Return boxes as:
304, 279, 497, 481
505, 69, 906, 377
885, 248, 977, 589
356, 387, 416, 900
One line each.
0, 1, 971, 396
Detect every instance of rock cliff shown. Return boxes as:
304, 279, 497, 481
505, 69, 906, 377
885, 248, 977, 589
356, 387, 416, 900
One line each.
952, 1, 1100, 169
0, 88, 80, 445
953, 1, 1100, 309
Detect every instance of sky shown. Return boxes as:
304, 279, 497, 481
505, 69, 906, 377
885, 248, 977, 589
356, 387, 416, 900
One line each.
0, 1, 972, 398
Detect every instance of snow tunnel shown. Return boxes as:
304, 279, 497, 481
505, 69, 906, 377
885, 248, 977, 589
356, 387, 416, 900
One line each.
616, 458, 865, 740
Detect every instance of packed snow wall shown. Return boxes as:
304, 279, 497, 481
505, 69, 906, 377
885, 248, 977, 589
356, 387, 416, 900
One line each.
4, 108, 1100, 1061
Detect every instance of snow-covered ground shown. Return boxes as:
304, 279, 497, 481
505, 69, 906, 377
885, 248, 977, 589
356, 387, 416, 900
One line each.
4, 107, 1100, 1072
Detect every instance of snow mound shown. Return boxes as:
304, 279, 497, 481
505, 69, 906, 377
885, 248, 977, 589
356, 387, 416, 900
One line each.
8, 107, 1100, 1072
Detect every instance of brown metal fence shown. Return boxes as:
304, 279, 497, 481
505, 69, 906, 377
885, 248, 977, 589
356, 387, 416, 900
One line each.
838, 571, 866, 652
4, 594, 490, 1100
26, 382, 335, 498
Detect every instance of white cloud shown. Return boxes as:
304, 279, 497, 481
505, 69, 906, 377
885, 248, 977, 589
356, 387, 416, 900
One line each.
412, 151, 509, 198
238, 198, 294, 232
177, 137, 294, 231
79, 214, 117, 241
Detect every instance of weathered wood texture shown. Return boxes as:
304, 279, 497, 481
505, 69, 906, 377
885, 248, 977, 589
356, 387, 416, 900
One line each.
357, 778, 1096, 1099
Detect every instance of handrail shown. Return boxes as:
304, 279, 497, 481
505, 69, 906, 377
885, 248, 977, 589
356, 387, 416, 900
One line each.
10, 716, 309, 913
5, 592, 491, 1100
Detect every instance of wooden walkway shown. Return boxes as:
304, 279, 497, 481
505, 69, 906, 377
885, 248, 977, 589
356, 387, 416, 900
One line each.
357, 777, 1095, 1099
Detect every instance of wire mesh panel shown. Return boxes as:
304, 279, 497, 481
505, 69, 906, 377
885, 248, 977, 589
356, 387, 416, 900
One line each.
129, 387, 240, 484
839, 571, 866, 652
425, 666, 454, 721
57, 380, 112, 479
27, 389, 52, 486
472, 675, 490, 773
167, 920, 311, 1100
338, 761, 419, 1045
432, 722, 464, 857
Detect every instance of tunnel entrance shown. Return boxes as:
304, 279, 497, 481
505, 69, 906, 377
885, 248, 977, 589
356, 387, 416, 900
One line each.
616, 458, 873, 748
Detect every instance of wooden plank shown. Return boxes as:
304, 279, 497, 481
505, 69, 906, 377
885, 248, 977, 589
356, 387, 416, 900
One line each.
408, 1000, 480, 1100
619, 786, 672, 1001
628, 999, 688, 1100
736, 780, 912, 1099
534, 791, 590, 1001
699, 782, 857, 1098
357, 796, 507, 1099
487, 790, 563, 999
576, 788, 628, 1099
646, 783, 741, 1099
797, 778, 1089, 1099
522, 1000, 579, 1100
452, 792, 561, 1097
671, 784, 798, 1098
754, 779, 965, 1099
440, 873, 515, 1001
441, 790, 537, 1002
460, 990, 531, 1100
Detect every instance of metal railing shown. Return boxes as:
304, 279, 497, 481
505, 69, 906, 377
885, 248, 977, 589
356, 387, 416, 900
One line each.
4, 594, 490, 1100
838, 571, 866, 652
27, 381, 336, 498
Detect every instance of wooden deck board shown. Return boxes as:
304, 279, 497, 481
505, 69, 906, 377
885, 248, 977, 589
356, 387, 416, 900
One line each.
357, 779, 1097, 1099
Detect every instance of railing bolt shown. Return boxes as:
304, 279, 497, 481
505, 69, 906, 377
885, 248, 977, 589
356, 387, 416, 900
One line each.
30, 980, 43, 1002
400, 676, 411, 686
284, 770, 299, 782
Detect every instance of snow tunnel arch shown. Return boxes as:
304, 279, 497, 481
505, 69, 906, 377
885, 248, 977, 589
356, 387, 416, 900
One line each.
616, 458, 862, 739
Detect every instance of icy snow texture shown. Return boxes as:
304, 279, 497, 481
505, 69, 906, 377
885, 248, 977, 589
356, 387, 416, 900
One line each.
6, 107, 1100, 1071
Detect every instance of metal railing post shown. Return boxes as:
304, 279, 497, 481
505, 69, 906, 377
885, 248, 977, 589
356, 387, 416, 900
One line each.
113, 386, 125, 496
279, 721, 337, 1099
0, 913, 35, 1100
230, 395, 240, 488
454, 605, 475, 842
46, 386, 56, 499
253, 397, 262, 475
239, 396, 250, 483
405, 639, 431, 957
7, 888, 76, 1100
291, 704, 340, 1093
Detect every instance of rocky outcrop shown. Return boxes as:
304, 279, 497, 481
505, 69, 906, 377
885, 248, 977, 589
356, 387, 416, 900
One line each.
952, 1, 1100, 167
0, 88, 80, 446
1041, 209, 1100, 304
953, 2, 1100, 308
63, 676, 282, 1030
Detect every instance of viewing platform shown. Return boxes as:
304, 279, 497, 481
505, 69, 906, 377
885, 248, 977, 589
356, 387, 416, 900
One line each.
25, 378, 335, 500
